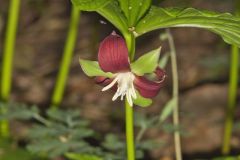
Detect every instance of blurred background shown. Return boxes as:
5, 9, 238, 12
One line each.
0, 0, 239, 159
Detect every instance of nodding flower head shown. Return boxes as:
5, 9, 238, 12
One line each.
80, 31, 166, 107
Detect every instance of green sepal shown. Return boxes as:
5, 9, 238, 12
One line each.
133, 91, 152, 107
131, 47, 161, 76
79, 59, 113, 77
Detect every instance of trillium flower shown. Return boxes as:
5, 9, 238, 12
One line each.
80, 32, 166, 107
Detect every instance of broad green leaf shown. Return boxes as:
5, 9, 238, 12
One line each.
131, 47, 161, 76
159, 98, 176, 122
71, 0, 112, 11
66, 153, 103, 160
119, 0, 151, 26
135, 7, 240, 47
97, 1, 128, 34
79, 59, 113, 77
133, 91, 152, 107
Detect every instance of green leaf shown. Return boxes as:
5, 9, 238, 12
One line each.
79, 59, 113, 77
133, 91, 152, 107
71, 0, 128, 34
71, 0, 112, 11
102, 134, 125, 151
159, 98, 176, 122
97, 1, 128, 34
131, 47, 161, 76
135, 7, 240, 46
66, 153, 103, 160
119, 0, 151, 26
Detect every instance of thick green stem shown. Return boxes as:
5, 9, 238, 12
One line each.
222, 1, 240, 154
166, 29, 182, 160
124, 33, 135, 160
222, 45, 239, 155
0, 0, 21, 138
50, 6, 80, 108
125, 100, 135, 160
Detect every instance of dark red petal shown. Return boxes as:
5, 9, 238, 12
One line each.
134, 67, 166, 98
95, 76, 110, 85
98, 31, 130, 73
95, 76, 117, 91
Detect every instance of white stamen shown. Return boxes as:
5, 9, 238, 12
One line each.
102, 76, 118, 91
102, 72, 136, 106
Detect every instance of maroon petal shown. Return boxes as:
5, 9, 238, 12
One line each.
98, 31, 130, 73
134, 67, 166, 98
95, 76, 117, 91
95, 76, 111, 85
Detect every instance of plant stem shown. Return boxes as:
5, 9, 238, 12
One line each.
50, 6, 80, 108
125, 100, 135, 160
0, 0, 21, 138
166, 29, 182, 160
124, 33, 135, 160
222, 1, 240, 154
222, 45, 239, 155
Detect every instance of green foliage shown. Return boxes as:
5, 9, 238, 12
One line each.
0, 140, 34, 160
66, 153, 103, 160
134, 110, 186, 139
79, 59, 113, 77
0, 102, 39, 120
71, 0, 112, 11
72, 0, 240, 47
0, 103, 95, 158
135, 7, 240, 47
131, 47, 161, 76
26, 109, 94, 158
1, 103, 161, 159
119, 0, 151, 26
97, 1, 128, 34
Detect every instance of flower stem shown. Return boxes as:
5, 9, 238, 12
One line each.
222, 44, 239, 155
166, 29, 182, 160
50, 6, 80, 109
222, 1, 239, 154
124, 33, 135, 160
0, 0, 21, 138
125, 100, 135, 160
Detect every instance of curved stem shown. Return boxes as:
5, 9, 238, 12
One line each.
222, 45, 239, 155
0, 0, 21, 138
50, 6, 80, 108
125, 33, 135, 160
166, 29, 182, 160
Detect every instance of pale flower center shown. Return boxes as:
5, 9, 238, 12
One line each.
102, 72, 137, 106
